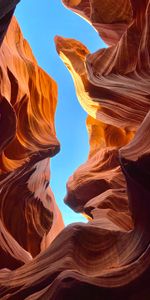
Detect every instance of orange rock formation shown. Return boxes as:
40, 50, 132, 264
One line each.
0, 15, 64, 270
0, 0, 150, 299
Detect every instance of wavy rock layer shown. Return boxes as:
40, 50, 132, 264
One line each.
0, 0, 150, 299
0, 13, 64, 270
63, 0, 133, 45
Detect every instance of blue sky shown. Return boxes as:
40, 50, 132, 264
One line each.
15, 0, 105, 225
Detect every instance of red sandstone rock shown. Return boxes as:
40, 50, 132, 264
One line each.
0, 0, 150, 299
0, 16, 64, 269
62, 0, 133, 45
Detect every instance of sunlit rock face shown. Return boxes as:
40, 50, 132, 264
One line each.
1, 0, 150, 300
0, 13, 64, 270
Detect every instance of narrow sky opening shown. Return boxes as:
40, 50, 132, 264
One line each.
15, 0, 106, 226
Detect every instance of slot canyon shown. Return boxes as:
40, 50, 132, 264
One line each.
0, 0, 150, 299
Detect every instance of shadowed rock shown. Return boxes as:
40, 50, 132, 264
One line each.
0, 16, 64, 270
0, 0, 150, 299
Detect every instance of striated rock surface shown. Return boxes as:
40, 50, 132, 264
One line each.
0, 13, 64, 271
61, 0, 150, 128
0, 0, 150, 300
62, 0, 133, 46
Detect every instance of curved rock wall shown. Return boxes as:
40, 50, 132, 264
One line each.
0, 1, 150, 299
0, 13, 64, 270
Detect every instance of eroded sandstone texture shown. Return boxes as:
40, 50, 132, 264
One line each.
0, 0, 150, 299
0, 10, 64, 270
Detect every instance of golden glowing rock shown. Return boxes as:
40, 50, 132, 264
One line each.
67, 0, 82, 7
0, 16, 64, 268
1, 0, 150, 299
